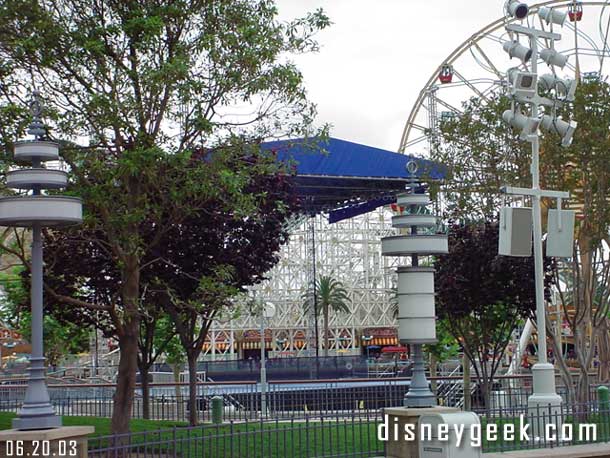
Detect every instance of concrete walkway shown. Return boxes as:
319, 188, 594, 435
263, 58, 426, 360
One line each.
485, 443, 610, 458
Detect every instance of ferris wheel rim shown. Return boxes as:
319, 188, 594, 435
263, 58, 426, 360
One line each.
398, 0, 610, 153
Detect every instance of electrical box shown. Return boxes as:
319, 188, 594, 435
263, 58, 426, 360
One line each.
418, 412, 482, 458
546, 209, 575, 258
499, 207, 533, 257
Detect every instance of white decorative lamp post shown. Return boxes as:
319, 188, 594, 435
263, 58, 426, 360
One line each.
382, 161, 448, 407
4, 92, 83, 430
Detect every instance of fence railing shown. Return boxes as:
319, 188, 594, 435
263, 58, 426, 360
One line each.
85, 400, 610, 457
0, 375, 602, 423
88, 412, 385, 458
481, 400, 610, 453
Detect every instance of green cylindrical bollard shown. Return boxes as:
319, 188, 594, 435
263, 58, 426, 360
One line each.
599, 386, 609, 408
211, 396, 223, 424
598, 386, 609, 439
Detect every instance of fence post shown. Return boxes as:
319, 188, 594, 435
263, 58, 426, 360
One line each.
598, 386, 609, 440
211, 396, 223, 424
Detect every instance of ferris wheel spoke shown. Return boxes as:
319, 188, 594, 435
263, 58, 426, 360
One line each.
598, 4, 610, 73
472, 41, 505, 79
409, 123, 428, 132
435, 97, 463, 115
404, 135, 428, 148
452, 68, 490, 102
481, 83, 504, 99
483, 33, 508, 44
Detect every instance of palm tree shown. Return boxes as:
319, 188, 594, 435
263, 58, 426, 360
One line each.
302, 275, 351, 357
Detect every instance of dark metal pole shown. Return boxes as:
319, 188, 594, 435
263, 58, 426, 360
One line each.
13, 220, 61, 429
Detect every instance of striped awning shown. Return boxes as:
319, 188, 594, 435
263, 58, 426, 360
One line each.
202, 342, 231, 351
241, 340, 307, 350
242, 341, 273, 350
363, 337, 398, 347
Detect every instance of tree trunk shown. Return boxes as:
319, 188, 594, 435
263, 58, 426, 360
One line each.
187, 352, 199, 425
323, 306, 329, 358
140, 364, 150, 420
171, 363, 184, 419
110, 256, 140, 434
577, 370, 591, 404
463, 353, 471, 411
111, 326, 138, 434
481, 379, 491, 415
598, 325, 610, 383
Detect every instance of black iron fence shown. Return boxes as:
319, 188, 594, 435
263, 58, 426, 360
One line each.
0, 375, 604, 423
0, 380, 405, 422
481, 400, 610, 453
88, 413, 384, 458
85, 400, 610, 457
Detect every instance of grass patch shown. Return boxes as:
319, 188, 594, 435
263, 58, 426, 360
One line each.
0, 411, 187, 435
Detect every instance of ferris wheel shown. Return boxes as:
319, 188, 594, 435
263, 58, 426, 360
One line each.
398, 0, 610, 155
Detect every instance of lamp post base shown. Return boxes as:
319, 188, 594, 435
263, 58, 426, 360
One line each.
12, 357, 61, 430
404, 389, 436, 408
527, 363, 562, 439
404, 344, 436, 408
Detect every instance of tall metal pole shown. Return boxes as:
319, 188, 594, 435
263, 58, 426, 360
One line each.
260, 313, 267, 416
529, 38, 549, 366
13, 223, 61, 429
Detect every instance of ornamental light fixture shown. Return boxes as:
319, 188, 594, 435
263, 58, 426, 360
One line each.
540, 115, 578, 147
506, 0, 529, 19
503, 40, 533, 63
502, 109, 541, 140
381, 160, 447, 407
538, 6, 567, 26
5, 91, 83, 430
538, 74, 577, 101
540, 48, 569, 68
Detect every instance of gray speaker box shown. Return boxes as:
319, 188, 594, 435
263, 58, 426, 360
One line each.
499, 207, 533, 257
547, 209, 575, 258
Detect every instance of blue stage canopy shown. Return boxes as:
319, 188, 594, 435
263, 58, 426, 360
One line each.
261, 137, 444, 222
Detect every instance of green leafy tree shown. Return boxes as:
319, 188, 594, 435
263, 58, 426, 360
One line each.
302, 275, 351, 357
0, 0, 329, 433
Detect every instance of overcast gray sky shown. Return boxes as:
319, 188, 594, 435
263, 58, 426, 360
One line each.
275, 1, 507, 151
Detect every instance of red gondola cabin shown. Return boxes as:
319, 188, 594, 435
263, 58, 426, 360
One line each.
569, 2, 583, 22
439, 64, 453, 84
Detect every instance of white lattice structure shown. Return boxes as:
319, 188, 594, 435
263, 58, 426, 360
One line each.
204, 207, 404, 360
